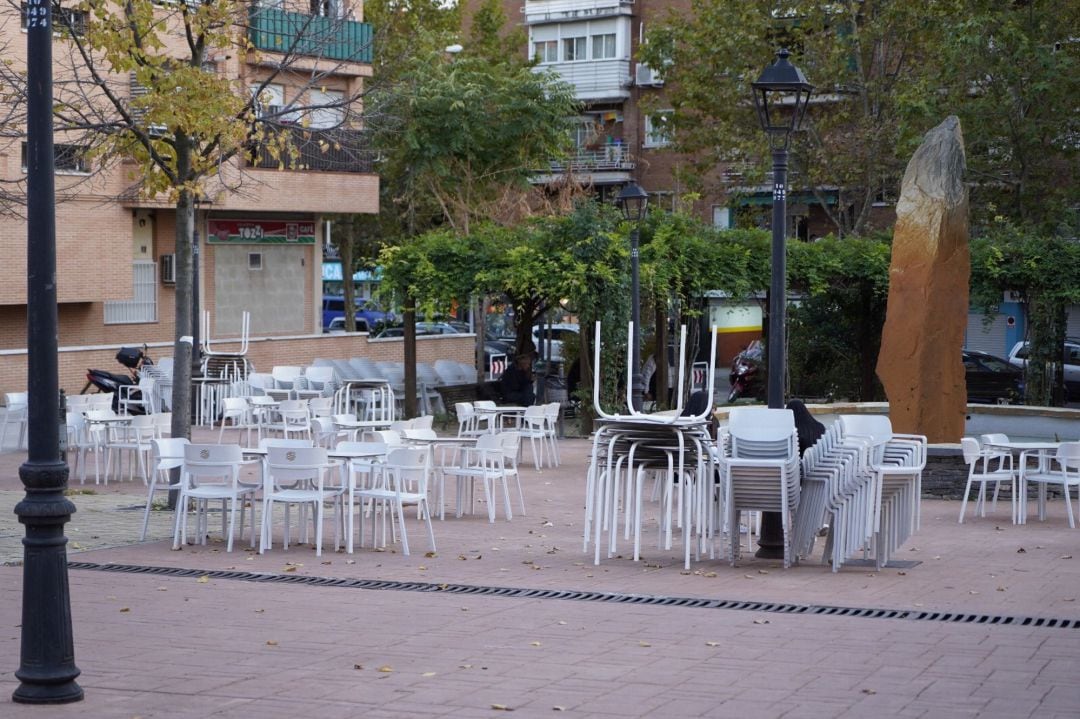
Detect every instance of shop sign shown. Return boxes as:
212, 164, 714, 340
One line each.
207, 219, 316, 244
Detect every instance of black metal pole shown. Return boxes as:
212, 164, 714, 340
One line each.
757, 145, 788, 560
191, 215, 201, 380
14, 0, 84, 703
630, 225, 643, 412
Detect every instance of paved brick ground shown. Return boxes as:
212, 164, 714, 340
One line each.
1, 431, 1078, 717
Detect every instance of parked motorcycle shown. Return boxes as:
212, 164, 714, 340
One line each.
727, 340, 764, 403
83, 346, 153, 413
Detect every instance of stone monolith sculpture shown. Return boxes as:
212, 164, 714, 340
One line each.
876, 116, 969, 443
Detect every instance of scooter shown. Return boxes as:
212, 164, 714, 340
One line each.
83, 346, 153, 413
727, 340, 764, 403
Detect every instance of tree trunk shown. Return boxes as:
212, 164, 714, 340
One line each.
578, 320, 594, 435
475, 295, 488, 382
167, 186, 194, 508
342, 219, 356, 332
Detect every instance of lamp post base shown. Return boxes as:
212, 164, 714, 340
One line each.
754, 511, 786, 560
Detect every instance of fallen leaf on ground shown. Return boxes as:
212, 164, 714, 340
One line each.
553, 706, 566, 712
557, 621, 567, 626
425, 551, 437, 558
705, 641, 719, 647
1061, 555, 1073, 560
753, 619, 770, 625
196, 576, 209, 583
997, 587, 1007, 592
283, 566, 297, 573
638, 641, 651, 647
531, 641, 542, 647
861, 688, 876, 695
119, 607, 130, 613
156, 587, 167, 592
491, 704, 513, 711
757, 569, 769, 575
377, 665, 393, 673
266, 640, 278, 646
421, 672, 436, 678
1017, 548, 1026, 553
353, 664, 363, 670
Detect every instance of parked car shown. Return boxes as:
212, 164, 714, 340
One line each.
1007, 339, 1080, 402
374, 322, 465, 338
963, 349, 1024, 404
532, 323, 579, 362
321, 296, 395, 332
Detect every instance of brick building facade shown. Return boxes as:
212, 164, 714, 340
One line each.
0, 1, 390, 394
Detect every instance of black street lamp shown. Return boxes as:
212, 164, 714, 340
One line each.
616, 181, 648, 412
750, 48, 812, 559
14, 0, 84, 704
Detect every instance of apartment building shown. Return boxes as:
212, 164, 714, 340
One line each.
0, 1, 382, 392
496, 0, 885, 240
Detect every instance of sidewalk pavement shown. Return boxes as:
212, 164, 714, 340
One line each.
1, 432, 1079, 717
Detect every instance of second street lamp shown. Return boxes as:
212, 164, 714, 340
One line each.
750, 48, 812, 560
616, 181, 648, 412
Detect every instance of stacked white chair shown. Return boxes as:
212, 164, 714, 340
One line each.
837, 415, 926, 569
720, 408, 800, 568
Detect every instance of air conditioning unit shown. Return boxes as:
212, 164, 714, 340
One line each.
635, 63, 664, 87
160, 253, 176, 284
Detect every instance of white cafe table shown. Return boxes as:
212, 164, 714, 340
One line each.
473, 405, 526, 432
985, 440, 1061, 524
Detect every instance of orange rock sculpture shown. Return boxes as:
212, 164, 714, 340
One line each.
876, 116, 969, 442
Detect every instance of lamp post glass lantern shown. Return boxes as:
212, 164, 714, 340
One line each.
616, 181, 648, 411
750, 48, 812, 558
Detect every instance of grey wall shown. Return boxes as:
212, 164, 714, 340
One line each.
214, 245, 306, 335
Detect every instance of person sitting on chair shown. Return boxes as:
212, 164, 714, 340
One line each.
501, 355, 536, 406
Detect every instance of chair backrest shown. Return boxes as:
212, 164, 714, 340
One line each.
728, 408, 796, 458
961, 437, 981, 464
369, 429, 403, 446
434, 360, 466, 384
271, 366, 303, 389
153, 437, 190, 470
383, 446, 431, 492
1056, 441, 1080, 470
278, 399, 310, 415
476, 433, 504, 453
309, 396, 334, 417
475, 400, 496, 410
184, 443, 242, 481
5, 391, 29, 410
304, 365, 335, 388
523, 404, 546, 427
980, 433, 1009, 447
499, 431, 520, 462
221, 397, 248, 414
89, 393, 114, 410
248, 373, 275, 393
412, 414, 434, 430
403, 428, 437, 440
838, 414, 893, 445
266, 446, 330, 483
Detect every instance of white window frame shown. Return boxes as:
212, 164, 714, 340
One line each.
643, 111, 673, 148
533, 40, 558, 64
104, 261, 158, 324
563, 35, 587, 62
591, 33, 616, 59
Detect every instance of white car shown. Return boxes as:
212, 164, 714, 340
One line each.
532, 324, 579, 362
1007, 339, 1080, 402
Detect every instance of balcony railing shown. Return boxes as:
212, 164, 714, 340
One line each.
545, 147, 635, 173
246, 127, 376, 174
248, 7, 372, 63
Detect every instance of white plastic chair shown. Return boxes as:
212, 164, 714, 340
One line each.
338, 440, 388, 553
261, 445, 345, 557
1020, 442, 1080, 528
218, 397, 255, 445
441, 434, 514, 523
142, 438, 189, 540
118, 376, 157, 415
67, 411, 103, 484
105, 414, 156, 484
959, 437, 1016, 523
2, 392, 28, 450
271, 399, 312, 441
517, 405, 552, 469
355, 446, 435, 556
173, 443, 258, 552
